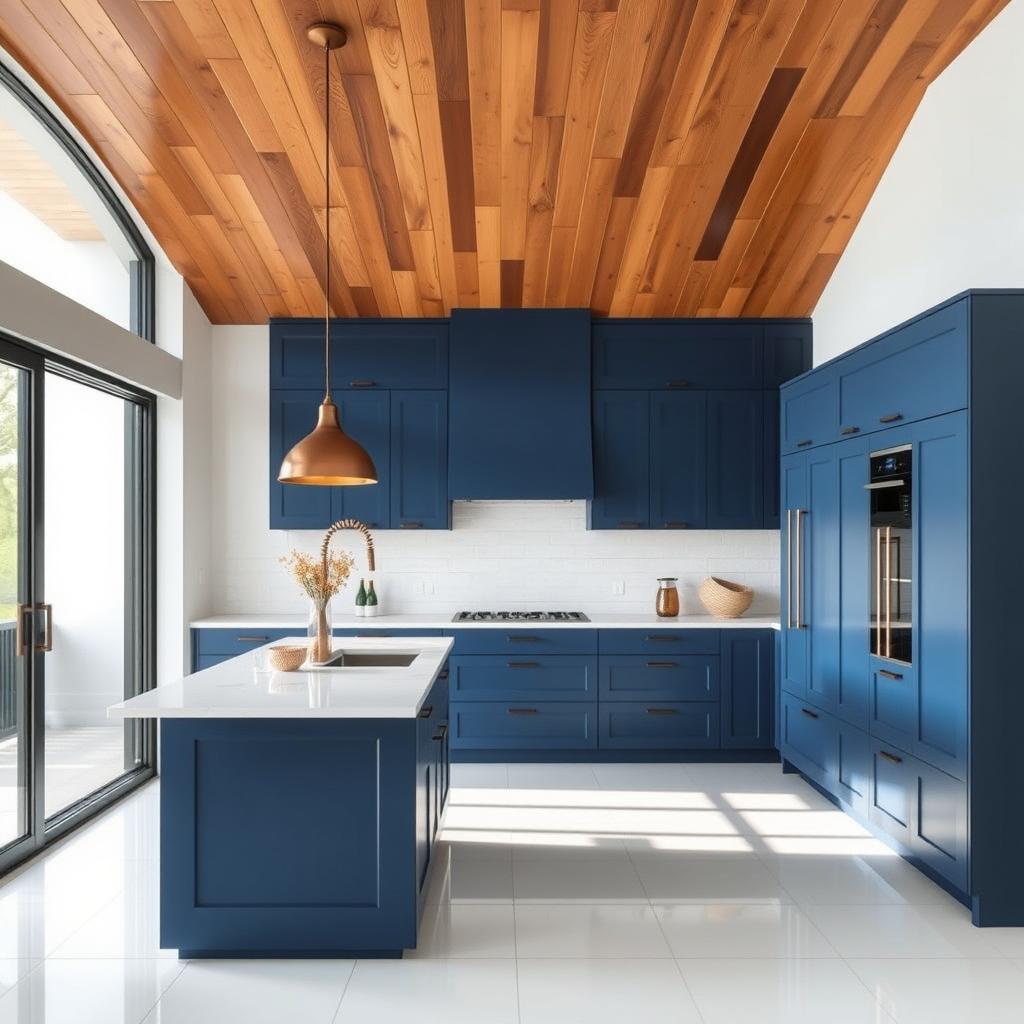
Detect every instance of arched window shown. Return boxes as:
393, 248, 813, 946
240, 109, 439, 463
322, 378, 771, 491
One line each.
0, 60, 154, 341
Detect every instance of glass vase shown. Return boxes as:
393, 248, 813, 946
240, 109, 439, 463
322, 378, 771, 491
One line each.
307, 594, 332, 664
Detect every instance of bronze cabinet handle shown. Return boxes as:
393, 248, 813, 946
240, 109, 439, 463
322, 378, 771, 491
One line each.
879, 412, 903, 424
800, 707, 819, 719
237, 635, 270, 642
666, 379, 690, 388
646, 661, 678, 668
645, 635, 679, 641
400, 521, 423, 529
840, 426, 860, 435
618, 520, 643, 529
432, 725, 448, 741
507, 707, 538, 715
350, 379, 376, 388
663, 521, 689, 529
796, 439, 813, 447
506, 661, 540, 669
646, 707, 677, 715
879, 749, 903, 764
418, 705, 433, 719
878, 669, 903, 680
507, 636, 541, 642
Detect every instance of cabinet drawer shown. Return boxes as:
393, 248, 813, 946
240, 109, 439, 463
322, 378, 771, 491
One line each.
592, 322, 762, 389
194, 628, 294, 656
780, 695, 838, 785
781, 372, 837, 453
450, 701, 597, 749
836, 302, 967, 435
449, 656, 597, 701
868, 658, 918, 751
598, 629, 719, 656
598, 702, 720, 750
870, 742, 914, 845
194, 654, 231, 672
599, 655, 719, 701
445, 629, 597, 656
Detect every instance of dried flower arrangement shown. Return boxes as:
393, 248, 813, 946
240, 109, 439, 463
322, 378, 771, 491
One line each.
280, 548, 355, 663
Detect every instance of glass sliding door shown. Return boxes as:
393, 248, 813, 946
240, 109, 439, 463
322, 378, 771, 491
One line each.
0, 333, 154, 873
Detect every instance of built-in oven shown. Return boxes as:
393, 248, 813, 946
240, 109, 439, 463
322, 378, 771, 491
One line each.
867, 445, 912, 663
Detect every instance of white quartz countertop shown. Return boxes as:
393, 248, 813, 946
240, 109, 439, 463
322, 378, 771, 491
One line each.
108, 637, 453, 720
190, 612, 781, 630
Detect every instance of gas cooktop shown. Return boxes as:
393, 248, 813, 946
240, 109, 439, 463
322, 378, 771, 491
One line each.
452, 611, 590, 623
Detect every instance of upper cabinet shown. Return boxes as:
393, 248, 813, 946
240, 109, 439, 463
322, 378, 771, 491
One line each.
270, 319, 448, 390
448, 309, 593, 500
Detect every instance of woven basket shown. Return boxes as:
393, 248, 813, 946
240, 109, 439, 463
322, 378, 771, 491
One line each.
698, 577, 754, 618
268, 645, 308, 672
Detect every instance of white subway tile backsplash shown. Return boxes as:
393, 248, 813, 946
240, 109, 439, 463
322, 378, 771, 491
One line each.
210, 500, 779, 616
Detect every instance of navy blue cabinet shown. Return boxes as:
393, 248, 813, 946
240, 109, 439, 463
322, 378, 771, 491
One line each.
448, 308, 593, 500
650, 391, 707, 529
591, 391, 650, 529
390, 391, 449, 530
764, 322, 813, 388
707, 391, 764, 529
721, 632, 774, 749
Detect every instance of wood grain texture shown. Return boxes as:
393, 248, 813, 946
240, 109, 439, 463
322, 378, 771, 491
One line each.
0, 0, 1007, 321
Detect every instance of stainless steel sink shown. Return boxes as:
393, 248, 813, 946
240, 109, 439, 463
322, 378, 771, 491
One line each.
317, 651, 419, 668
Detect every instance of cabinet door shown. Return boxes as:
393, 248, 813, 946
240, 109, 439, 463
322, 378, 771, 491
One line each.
763, 392, 780, 529
332, 321, 448, 390
781, 371, 837, 453
269, 389, 332, 529
650, 391, 706, 529
805, 447, 840, 714
721, 631, 773, 749
780, 453, 809, 700
590, 391, 650, 529
330, 390, 391, 529
390, 390, 449, 530
836, 438, 871, 729
764, 322, 813, 387
707, 391, 764, 528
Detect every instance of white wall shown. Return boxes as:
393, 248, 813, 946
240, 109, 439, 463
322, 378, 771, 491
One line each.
812, 0, 1024, 363
208, 326, 780, 617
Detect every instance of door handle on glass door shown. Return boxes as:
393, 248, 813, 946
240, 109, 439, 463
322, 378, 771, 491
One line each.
39, 604, 52, 652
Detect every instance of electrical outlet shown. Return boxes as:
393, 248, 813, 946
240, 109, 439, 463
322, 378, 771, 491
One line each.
611, 581, 625, 596
420, 580, 435, 596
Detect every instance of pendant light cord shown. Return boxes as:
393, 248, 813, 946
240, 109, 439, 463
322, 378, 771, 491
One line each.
323, 40, 331, 400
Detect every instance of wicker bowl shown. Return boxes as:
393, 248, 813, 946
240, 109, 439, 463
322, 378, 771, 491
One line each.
698, 577, 754, 618
268, 645, 308, 672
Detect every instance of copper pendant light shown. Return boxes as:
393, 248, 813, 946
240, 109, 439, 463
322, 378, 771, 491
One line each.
278, 22, 378, 487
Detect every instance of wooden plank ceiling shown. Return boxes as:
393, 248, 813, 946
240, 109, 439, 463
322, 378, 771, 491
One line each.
0, 117, 103, 239
0, 0, 1008, 323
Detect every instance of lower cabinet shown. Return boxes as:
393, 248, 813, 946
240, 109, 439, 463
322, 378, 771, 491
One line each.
781, 693, 967, 893
416, 674, 449, 898
449, 628, 774, 757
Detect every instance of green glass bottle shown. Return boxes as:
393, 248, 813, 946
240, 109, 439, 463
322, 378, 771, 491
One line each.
366, 579, 378, 617
355, 578, 367, 617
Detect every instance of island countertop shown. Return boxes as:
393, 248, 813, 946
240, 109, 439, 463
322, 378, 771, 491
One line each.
108, 636, 453, 719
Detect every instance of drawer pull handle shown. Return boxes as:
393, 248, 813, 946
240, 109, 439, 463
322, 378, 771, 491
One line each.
646, 707, 677, 715
507, 636, 541, 642
236, 635, 269, 642
663, 521, 689, 529
800, 707, 819, 719
840, 425, 859, 435
438, 668, 449, 680
879, 750, 903, 764
646, 661, 678, 668
507, 661, 540, 669
666, 379, 690, 389
350, 379, 377, 388
507, 707, 538, 715
418, 705, 433, 719
400, 521, 423, 529
878, 669, 903, 680
879, 412, 903, 424
645, 635, 679, 642
796, 439, 813, 447
618, 520, 643, 529
432, 725, 448, 741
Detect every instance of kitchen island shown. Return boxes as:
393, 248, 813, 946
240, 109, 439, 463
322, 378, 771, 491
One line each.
109, 636, 453, 959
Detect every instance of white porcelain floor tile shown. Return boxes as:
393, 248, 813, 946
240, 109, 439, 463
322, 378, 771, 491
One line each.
654, 903, 838, 958
0, 886, 118, 960
590, 763, 695, 791
143, 960, 353, 1024
517, 958, 702, 1024
678, 958, 895, 1024
630, 850, 792, 904
514, 905, 672, 958
448, 764, 508, 789
861, 855, 966, 906
759, 853, 912, 905
804, 903, 1005, 958
47, 891, 171, 960
512, 846, 648, 903
973, 925, 1024, 957
848, 957, 1024, 1024
0, 963, 36, 999
0, 958, 184, 1024
506, 764, 600, 790
422, 841, 514, 904
333, 959, 518, 1024
410, 904, 516, 958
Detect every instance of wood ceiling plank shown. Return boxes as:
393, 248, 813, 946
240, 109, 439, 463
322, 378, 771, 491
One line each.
409, 227, 446, 309
464, 0, 502, 207
534, 0, 578, 116
454, 250, 479, 306
169, 0, 238, 58
499, 5, 540, 260
317, 0, 376, 74
394, 0, 436, 95
475, 205, 501, 306
700, 215, 758, 311
208, 58, 283, 153
0, 0, 93, 97
551, 8, 616, 229
565, 156, 618, 305
500, 257, 524, 306
436, 98, 477, 252
427, 0, 471, 101
313, 203, 372, 287
193, 210, 270, 320
393, 267, 424, 314
521, 114, 564, 306
922, 0, 1009, 78
674, 258, 714, 315
543, 222, 576, 305
590, 193, 636, 315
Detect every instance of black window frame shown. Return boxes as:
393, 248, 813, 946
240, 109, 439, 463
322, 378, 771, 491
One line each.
0, 59, 156, 343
